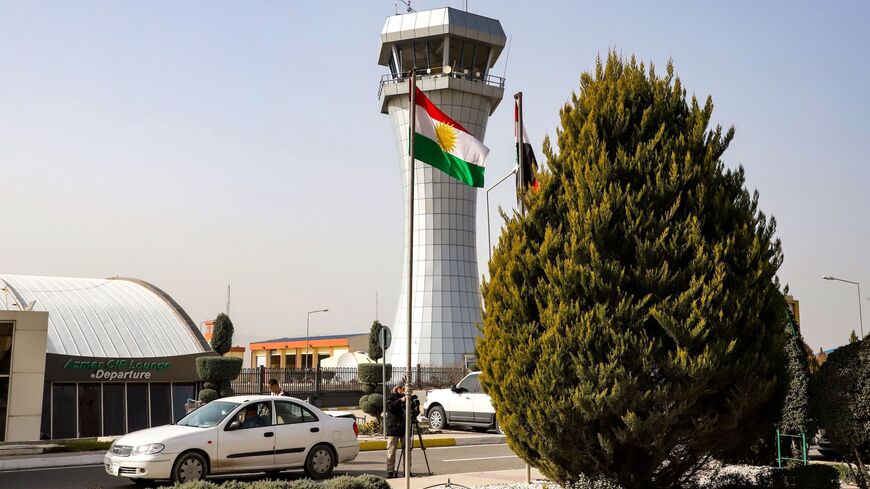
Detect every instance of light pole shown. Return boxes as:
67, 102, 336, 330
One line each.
823, 276, 863, 339
305, 309, 329, 376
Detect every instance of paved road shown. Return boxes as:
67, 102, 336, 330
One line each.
0, 443, 521, 489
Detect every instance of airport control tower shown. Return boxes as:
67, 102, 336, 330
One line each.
377, 7, 506, 366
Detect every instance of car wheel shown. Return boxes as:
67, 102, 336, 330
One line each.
494, 417, 504, 435
428, 406, 447, 430
304, 444, 335, 480
171, 452, 207, 484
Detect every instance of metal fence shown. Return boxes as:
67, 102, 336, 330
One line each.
231, 365, 468, 397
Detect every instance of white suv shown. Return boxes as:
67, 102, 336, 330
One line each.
423, 372, 503, 434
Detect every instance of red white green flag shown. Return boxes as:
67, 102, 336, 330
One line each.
412, 87, 489, 188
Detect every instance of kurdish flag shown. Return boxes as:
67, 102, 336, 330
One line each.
412, 87, 489, 188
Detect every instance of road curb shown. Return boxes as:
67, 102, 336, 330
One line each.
359, 435, 504, 452
0, 452, 104, 471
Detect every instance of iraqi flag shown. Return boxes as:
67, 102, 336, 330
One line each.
515, 100, 540, 201
413, 87, 489, 188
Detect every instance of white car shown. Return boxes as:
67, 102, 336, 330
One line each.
104, 395, 359, 484
423, 372, 503, 434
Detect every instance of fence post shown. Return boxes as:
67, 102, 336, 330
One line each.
776, 429, 781, 468
315, 364, 321, 399
415, 364, 421, 388
258, 366, 266, 394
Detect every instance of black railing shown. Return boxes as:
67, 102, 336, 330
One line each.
232, 365, 468, 397
378, 70, 506, 98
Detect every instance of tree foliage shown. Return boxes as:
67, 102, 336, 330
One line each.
368, 321, 385, 361
781, 308, 811, 435
810, 338, 870, 484
478, 53, 787, 489
211, 313, 234, 356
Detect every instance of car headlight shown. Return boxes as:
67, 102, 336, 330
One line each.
132, 443, 165, 455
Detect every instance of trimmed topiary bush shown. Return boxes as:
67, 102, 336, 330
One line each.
198, 388, 218, 403
358, 363, 391, 384
359, 393, 383, 418
478, 52, 789, 488
211, 313, 234, 356
197, 356, 243, 382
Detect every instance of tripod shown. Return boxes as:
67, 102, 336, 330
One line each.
394, 417, 432, 476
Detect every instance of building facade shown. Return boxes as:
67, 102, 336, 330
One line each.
249, 333, 368, 369
378, 8, 506, 366
0, 274, 213, 441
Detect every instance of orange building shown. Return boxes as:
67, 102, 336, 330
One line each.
249, 333, 368, 369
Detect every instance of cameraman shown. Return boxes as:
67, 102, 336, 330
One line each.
384, 384, 412, 477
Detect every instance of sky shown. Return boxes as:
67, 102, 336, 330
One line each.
1, 1, 868, 356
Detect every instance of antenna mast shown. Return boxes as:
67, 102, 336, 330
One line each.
226, 284, 231, 316
398, 0, 414, 13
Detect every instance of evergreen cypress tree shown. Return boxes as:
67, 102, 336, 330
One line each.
851, 330, 860, 344
810, 339, 870, 485
781, 308, 810, 436
478, 53, 788, 488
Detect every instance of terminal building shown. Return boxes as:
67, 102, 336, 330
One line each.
0, 274, 213, 441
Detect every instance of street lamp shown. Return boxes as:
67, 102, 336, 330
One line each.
306, 309, 329, 372
822, 276, 864, 339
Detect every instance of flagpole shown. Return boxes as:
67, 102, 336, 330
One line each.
515, 91, 525, 215
405, 69, 416, 489
514, 91, 532, 485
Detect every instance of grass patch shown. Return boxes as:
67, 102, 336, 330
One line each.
59, 439, 112, 452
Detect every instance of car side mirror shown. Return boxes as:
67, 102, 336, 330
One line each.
226, 420, 242, 431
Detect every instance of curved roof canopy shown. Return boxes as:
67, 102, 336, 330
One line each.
0, 274, 210, 358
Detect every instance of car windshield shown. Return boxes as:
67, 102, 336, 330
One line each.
176, 401, 237, 428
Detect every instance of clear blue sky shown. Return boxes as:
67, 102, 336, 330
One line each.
1, 1, 868, 354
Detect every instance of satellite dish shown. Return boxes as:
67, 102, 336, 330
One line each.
443, 65, 453, 75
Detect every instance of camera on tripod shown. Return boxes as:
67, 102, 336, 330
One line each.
408, 394, 421, 415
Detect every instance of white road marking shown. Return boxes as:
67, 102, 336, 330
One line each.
443, 455, 519, 462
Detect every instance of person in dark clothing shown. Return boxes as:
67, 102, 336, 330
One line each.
384, 384, 409, 477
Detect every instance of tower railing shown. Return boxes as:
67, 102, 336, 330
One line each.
378, 70, 505, 98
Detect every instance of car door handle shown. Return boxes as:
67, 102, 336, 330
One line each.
264, 432, 274, 438
310, 427, 320, 433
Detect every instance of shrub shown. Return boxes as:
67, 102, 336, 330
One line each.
198, 388, 218, 403
197, 356, 243, 382
359, 363, 391, 384
359, 393, 383, 418
358, 417, 383, 436
478, 52, 788, 488
157, 481, 219, 489
779, 464, 840, 489
211, 313, 234, 356
810, 339, 870, 482
368, 321, 385, 361
158, 477, 387, 489
323, 475, 378, 489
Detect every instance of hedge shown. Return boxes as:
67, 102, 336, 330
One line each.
196, 356, 243, 382
159, 475, 389, 489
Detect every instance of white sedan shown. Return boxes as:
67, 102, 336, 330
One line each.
104, 395, 359, 484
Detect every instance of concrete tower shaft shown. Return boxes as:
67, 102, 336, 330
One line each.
378, 8, 506, 366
